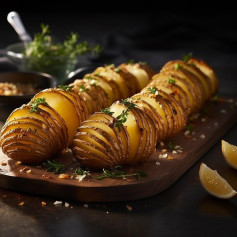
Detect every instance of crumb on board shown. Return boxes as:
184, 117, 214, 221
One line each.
54, 201, 63, 207
126, 204, 132, 211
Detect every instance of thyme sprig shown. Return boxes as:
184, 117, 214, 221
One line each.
168, 141, 175, 149
90, 166, 147, 181
29, 98, 48, 113
122, 98, 136, 109
148, 87, 158, 94
101, 107, 114, 116
182, 52, 193, 62
43, 160, 65, 174
114, 109, 129, 132
44, 161, 148, 181
73, 167, 90, 176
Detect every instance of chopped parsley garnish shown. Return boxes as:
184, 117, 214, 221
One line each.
148, 87, 158, 94
79, 84, 87, 92
101, 107, 114, 116
175, 63, 182, 70
128, 59, 134, 64
106, 63, 115, 68
29, 98, 47, 113
93, 73, 101, 77
58, 85, 73, 92
182, 52, 193, 62
84, 76, 98, 86
115, 67, 122, 73
122, 98, 136, 109
168, 78, 176, 84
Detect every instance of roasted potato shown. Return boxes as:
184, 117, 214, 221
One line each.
72, 57, 218, 169
0, 62, 155, 163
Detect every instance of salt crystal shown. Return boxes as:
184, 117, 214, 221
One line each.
54, 201, 62, 207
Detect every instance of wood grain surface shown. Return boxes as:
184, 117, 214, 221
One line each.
0, 97, 237, 202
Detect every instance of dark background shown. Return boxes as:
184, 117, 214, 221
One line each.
1, 3, 237, 237
1, 3, 237, 95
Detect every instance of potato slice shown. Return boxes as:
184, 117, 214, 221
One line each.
188, 58, 219, 95
32, 88, 80, 145
94, 65, 129, 99
109, 102, 142, 163
132, 96, 165, 142
161, 60, 212, 102
79, 122, 122, 162
72, 138, 116, 169
119, 63, 150, 90
5, 104, 66, 149
149, 74, 191, 115
117, 67, 140, 96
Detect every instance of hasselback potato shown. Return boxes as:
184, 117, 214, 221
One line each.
72, 57, 219, 169
0, 62, 155, 163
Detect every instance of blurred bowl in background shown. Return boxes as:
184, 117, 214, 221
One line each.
0, 71, 57, 122
5, 42, 79, 85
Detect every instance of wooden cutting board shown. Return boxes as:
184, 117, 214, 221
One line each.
0, 97, 237, 202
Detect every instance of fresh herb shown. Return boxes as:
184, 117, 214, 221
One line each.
29, 98, 47, 113
93, 73, 101, 77
23, 24, 103, 82
43, 160, 65, 174
114, 109, 129, 132
84, 76, 98, 86
107, 63, 115, 68
168, 141, 175, 149
122, 98, 136, 109
115, 67, 122, 73
213, 95, 220, 103
101, 107, 114, 116
58, 85, 73, 92
148, 87, 158, 94
128, 59, 134, 64
175, 63, 182, 70
182, 52, 193, 62
168, 78, 176, 84
185, 124, 193, 133
90, 166, 148, 181
73, 167, 90, 176
79, 84, 87, 92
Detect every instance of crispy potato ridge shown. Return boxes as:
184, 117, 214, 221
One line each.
0, 63, 155, 163
72, 58, 218, 169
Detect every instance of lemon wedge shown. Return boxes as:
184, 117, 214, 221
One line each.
199, 162, 237, 199
221, 140, 237, 169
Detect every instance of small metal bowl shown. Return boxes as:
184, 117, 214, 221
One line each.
0, 71, 57, 122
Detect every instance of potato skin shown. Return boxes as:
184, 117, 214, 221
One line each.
72, 57, 218, 169
0, 62, 155, 164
